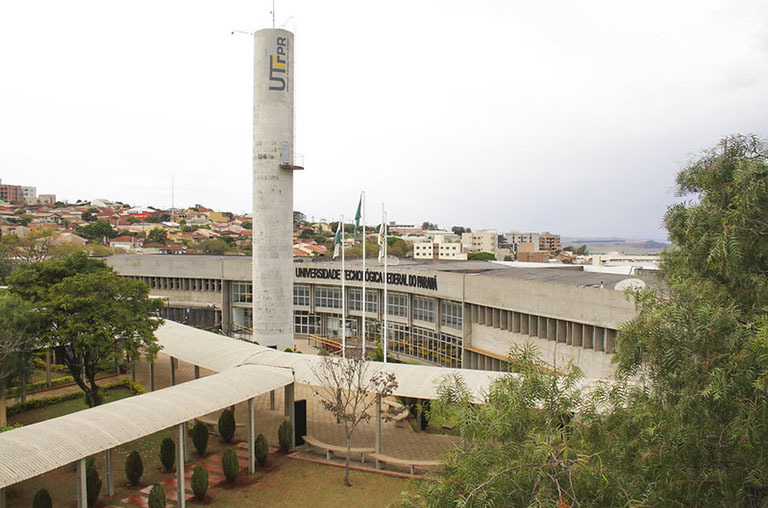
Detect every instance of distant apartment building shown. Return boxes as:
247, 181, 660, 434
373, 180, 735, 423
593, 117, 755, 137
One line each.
413, 235, 467, 260
462, 230, 498, 255
388, 223, 422, 235
539, 232, 561, 251
0, 179, 23, 203
518, 250, 550, 263
507, 231, 540, 248
25, 194, 56, 206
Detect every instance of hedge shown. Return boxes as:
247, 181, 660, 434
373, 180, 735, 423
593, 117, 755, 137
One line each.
6, 375, 74, 397
7, 378, 145, 417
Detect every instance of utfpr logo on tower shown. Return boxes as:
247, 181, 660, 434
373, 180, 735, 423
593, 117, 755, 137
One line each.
269, 37, 289, 91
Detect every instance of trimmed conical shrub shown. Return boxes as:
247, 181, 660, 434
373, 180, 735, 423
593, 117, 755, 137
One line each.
86, 461, 102, 508
191, 464, 209, 501
218, 408, 236, 443
191, 420, 209, 457
159, 437, 175, 472
32, 489, 52, 508
278, 420, 292, 452
125, 450, 143, 486
148, 483, 166, 508
255, 433, 268, 467
221, 447, 239, 483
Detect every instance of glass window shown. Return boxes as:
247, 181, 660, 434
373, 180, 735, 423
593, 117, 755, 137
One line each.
293, 285, 310, 306
349, 289, 378, 313
387, 292, 408, 317
232, 282, 253, 303
440, 300, 463, 330
315, 286, 342, 309
413, 296, 436, 323
294, 311, 321, 334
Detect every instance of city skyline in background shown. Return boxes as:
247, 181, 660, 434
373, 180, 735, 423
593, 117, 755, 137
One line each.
2, 0, 767, 240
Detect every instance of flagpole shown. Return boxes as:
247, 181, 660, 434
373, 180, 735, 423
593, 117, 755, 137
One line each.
361, 191, 366, 360
341, 215, 346, 358
383, 205, 388, 363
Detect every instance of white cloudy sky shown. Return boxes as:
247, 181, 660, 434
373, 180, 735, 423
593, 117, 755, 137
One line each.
2, 0, 767, 239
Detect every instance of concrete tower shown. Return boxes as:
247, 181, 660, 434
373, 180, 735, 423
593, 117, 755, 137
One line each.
252, 29, 299, 349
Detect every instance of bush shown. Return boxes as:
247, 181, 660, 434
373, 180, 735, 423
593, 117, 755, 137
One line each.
191, 420, 209, 457
86, 460, 102, 508
278, 420, 292, 452
148, 483, 166, 508
218, 408, 236, 443
32, 489, 52, 508
159, 437, 175, 472
125, 450, 143, 486
255, 433, 268, 466
191, 464, 209, 500
221, 447, 239, 483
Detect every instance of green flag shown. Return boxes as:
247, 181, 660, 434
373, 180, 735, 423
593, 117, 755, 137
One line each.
353, 196, 362, 236
333, 222, 342, 259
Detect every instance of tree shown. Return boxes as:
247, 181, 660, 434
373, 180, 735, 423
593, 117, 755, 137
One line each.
126, 216, 140, 224
422, 221, 438, 230
201, 239, 233, 255
75, 220, 117, 241
0, 293, 41, 425
606, 134, 768, 505
311, 355, 397, 486
467, 252, 495, 261
405, 345, 613, 507
242, 221, 252, 230
145, 227, 168, 245
7, 252, 162, 407
293, 210, 306, 223
452, 226, 471, 235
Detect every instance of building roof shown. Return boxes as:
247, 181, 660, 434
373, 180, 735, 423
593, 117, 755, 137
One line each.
0, 364, 293, 488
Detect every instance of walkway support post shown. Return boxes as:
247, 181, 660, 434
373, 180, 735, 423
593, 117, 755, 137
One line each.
247, 398, 256, 474
284, 385, 291, 417
270, 390, 275, 410
46, 350, 52, 388
170, 357, 176, 386
149, 362, 155, 392
105, 448, 114, 496
76, 458, 87, 508
375, 394, 382, 454
176, 423, 186, 508
286, 382, 296, 449
194, 365, 200, 379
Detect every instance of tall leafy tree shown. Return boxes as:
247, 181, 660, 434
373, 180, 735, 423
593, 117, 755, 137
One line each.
7, 252, 163, 407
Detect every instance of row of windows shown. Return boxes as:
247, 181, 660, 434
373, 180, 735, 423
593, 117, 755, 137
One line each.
134, 276, 222, 292
294, 285, 462, 329
294, 311, 322, 334
387, 323, 462, 368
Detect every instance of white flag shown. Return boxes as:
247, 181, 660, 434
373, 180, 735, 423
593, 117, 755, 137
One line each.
377, 222, 385, 262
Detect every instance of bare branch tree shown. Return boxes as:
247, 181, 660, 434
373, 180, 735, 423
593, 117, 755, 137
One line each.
311, 355, 398, 486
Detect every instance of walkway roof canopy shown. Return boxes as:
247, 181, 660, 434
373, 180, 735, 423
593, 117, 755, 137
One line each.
0, 364, 293, 489
157, 320, 507, 402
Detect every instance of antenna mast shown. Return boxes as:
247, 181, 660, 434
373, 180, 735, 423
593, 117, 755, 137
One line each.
272, 0, 275, 28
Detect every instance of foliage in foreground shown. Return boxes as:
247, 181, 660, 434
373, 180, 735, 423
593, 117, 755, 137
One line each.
403, 134, 768, 507
148, 483, 166, 508
192, 419, 209, 456
159, 437, 175, 472
32, 489, 52, 508
218, 408, 236, 443
255, 433, 268, 466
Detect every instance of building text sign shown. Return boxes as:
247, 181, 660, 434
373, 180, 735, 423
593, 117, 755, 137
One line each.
295, 267, 438, 291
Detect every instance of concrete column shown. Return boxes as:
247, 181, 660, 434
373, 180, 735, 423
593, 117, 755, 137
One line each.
247, 398, 256, 474
286, 383, 296, 449
375, 394, 382, 454
284, 385, 291, 417
177, 423, 186, 508
170, 357, 176, 386
131, 362, 136, 382
105, 448, 114, 496
269, 390, 275, 410
184, 423, 190, 463
194, 365, 200, 379
46, 350, 52, 388
222, 280, 232, 335
77, 458, 87, 508
149, 362, 155, 392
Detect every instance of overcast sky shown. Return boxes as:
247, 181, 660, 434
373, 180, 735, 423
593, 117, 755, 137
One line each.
2, 1, 767, 239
